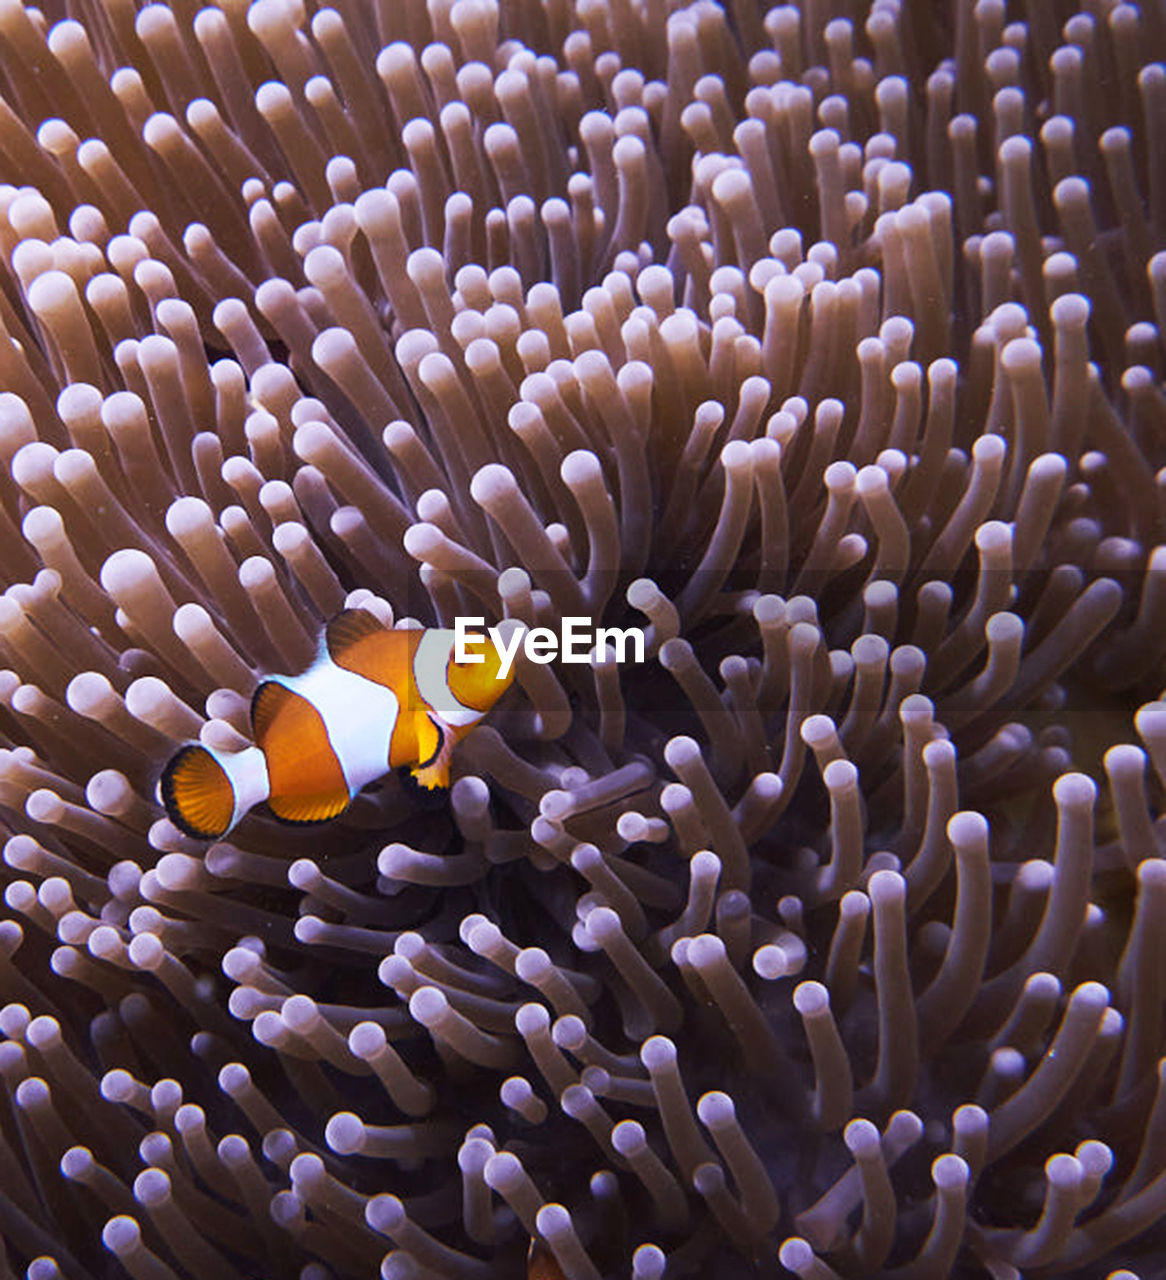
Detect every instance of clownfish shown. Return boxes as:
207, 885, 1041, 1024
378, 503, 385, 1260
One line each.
159, 609, 514, 840
528, 1240, 565, 1280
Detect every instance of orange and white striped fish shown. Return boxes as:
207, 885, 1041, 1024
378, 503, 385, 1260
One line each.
160, 609, 515, 840
528, 1239, 565, 1280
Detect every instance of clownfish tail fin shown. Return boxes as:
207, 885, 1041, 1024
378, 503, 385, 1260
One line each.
160, 744, 269, 840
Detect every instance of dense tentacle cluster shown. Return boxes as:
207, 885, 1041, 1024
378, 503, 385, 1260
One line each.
0, 0, 1164, 1277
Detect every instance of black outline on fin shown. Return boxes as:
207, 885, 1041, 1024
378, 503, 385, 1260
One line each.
160, 744, 232, 841
416, 716, 445, 769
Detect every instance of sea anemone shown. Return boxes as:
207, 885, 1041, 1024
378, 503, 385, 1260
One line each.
0, 1, 1164, 1277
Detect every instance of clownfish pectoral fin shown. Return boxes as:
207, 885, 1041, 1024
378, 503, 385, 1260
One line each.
160, 743, 271, 839
408, 715, 452, 790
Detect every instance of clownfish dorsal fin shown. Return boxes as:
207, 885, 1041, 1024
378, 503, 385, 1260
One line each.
324, 608, 386, 662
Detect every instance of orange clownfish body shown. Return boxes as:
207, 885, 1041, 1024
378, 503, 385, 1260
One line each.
528, 1239, 566, 1280
160, 609, 514, 840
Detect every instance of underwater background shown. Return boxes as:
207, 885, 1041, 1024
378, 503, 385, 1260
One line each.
0, 0, 1164, 1276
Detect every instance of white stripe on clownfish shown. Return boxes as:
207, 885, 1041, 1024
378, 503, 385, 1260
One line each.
263, 660, 401, 798
213, 745, 270, 835
413, 628, 487, 727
